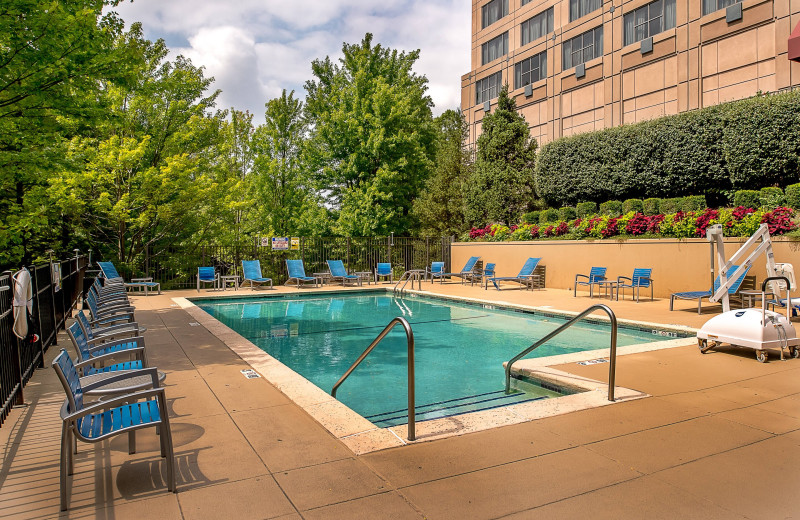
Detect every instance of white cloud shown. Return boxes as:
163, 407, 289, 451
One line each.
112, 0, 470, 122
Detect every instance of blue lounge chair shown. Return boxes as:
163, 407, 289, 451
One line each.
86, 290, 135, 325
488, 258, 541, 290
574, 267, 608, 298
75, 310, 139, 346
617, 268, 654, 302
477, 262, 496, 288
197, 266, 218, 292
428, 262, 445, 282
436, 256, 481, 284
285, 259, 318, 288
670, 265, 751, 314
327, 260, 362, 286
375, 263, 393, 283
241, 260, 273, 289
97, 261, 161, 295
52, 349, 175, 510
67, 321, 147, 376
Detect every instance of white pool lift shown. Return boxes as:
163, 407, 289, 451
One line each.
696, 223, 800, 362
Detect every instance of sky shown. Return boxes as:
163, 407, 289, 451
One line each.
112, 0, 471, 124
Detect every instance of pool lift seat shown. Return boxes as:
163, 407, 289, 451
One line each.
696, 224, 800, 362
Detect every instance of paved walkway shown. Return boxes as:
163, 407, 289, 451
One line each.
1, 283, 799, 519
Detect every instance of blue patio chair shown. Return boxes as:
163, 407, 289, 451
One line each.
97, 261, 161, 295
437, 256, 481, 284
86, 290, 135, 326
285, 259, 318, 288
75, 310, 139, 347
52, 349, 175, 510
67, 320, 147, 376
477, 262, 496, 288
617, 268, 654, 302
670, 265, 750, 314
327, 260, 362, 286
428, 262, 446, 282
197, 266, 218, 292
488, 258, 541, 290
241, 260, 273, 289
574, 267, 608, 298
375, 263, 393, 284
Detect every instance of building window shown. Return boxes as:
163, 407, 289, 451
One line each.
482, 32, 509, 65
520, 8, 554, 47
702, 0, 741, 15
569, 0, 602, 22
624, 0, 676, 45
476, 71, 503, 104
482, 0, 509, 29
515, 51, 547, 89
562, 26, 603, 70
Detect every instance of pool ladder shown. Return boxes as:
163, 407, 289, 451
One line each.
393, 270, 424, 295
504, 304, 619, 401
331, 317, 416, 440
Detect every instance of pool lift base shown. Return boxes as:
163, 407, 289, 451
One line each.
697, 224, 800, 362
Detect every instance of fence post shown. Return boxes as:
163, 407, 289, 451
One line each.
347, 238, 351, 271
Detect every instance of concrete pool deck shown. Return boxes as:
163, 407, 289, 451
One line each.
1, 282, 799, 519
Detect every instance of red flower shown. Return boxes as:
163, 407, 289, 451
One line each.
761, 206, 797, 235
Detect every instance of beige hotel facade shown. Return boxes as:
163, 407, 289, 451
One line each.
461, 0, 800, 147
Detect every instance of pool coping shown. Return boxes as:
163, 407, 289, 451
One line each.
174, 289, 698, 454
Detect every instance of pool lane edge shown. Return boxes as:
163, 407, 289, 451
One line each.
173, 294, 689, 453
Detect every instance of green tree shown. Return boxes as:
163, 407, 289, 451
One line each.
252, 90, 328, 236
0, 0, 136, 266
304, 33, 436, 236
412, 109, 471, 236
463, 85, 537, 225
49, 37, 223, 262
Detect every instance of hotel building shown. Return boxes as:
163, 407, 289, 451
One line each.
461, 0, 800, 147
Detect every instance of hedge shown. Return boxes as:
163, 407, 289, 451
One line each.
623, 199, 643, 213
576, 201, 597, 217
760, 187, 785, 208
535, 90, 800, 207
643, 198, 660, 215
734, 190, 760, 209
787, 183, 800, 210
539, 208, 559, 223
599, 200, 622, 217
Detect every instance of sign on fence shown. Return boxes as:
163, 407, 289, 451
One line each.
290, 237, 300, 250
260, 237, 270, 247
271, 237, 289, 250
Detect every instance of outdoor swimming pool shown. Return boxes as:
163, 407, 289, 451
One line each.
196, 293, 677, 425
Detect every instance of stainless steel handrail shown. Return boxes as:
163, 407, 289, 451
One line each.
393, 270, 423, 295
331, 317, 416, 440
504, 304, 618, 401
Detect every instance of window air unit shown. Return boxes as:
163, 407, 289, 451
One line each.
575, 63, 585, 79
726, 2, 742, 23
524, 84, 533, 97
640, 37, 653, 54
484, 100, 491, 112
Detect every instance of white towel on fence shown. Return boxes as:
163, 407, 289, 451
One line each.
12, 268, 33, 339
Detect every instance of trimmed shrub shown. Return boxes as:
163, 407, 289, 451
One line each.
534, 90, 800, 207
623, 199, 643, 214
759, 187, 785, 209
539, 208, 559, 224
786, 183, 800, 210
599, 200, 623, 217
521, 211, 540, 224
576, 201, 598, 217
659, 198, 679, 213
558, 206, 576, 221
682, 195, 706, 211
733, 190, 761, 209
642, 198, 660, 215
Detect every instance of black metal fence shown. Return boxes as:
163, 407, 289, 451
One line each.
109, 237, 452, 290
0, 255, 87, 428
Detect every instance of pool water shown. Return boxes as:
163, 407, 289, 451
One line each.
196, 293, 667, 425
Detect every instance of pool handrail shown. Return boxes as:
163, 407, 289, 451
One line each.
330, 317, 416, 441
504, 304, 618, 401
393, 270, 424, 295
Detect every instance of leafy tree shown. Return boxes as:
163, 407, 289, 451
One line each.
304, 33, 436, 236
49, 37, 223, 262
0, 0, 135, 266
252, 90, 329, 236
463, 85, 537, 225
412, 109, 471, 236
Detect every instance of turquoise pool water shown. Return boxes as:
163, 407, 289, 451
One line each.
196, 293, 671, 425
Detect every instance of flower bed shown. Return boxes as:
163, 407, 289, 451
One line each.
466, 206, 797, 242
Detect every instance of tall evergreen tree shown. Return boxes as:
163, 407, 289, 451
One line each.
463, 85, 537, 226
412, 109, 471, 236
